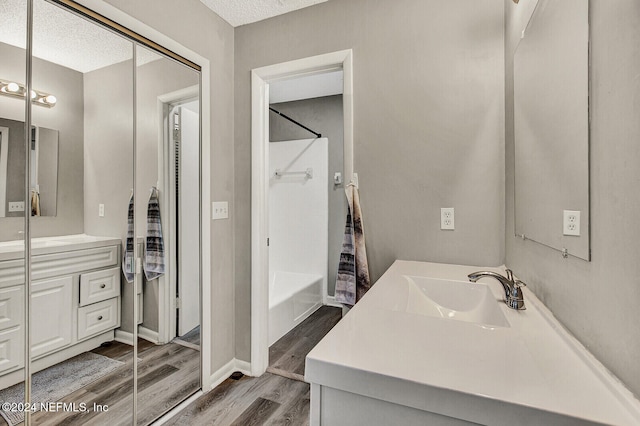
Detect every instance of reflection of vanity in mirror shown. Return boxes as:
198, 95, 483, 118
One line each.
0, 0, 202, 424
0, 118, 59, 217
514, 0, 590, 260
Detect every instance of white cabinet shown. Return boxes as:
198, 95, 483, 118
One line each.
0, 326, 24, 373
0, 238, 122, 387
31, 276, 73, 359
0, 286, 24, 374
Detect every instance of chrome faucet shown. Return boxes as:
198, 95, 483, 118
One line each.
468, 269, 526, 310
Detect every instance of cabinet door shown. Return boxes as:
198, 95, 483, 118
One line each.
31, 276, 73, 359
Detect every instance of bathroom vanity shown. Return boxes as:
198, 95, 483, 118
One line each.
0, 234, 125, 388
305, 261, 640, 425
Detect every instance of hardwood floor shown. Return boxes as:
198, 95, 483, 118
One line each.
268, 306, 342, 381
167, 306, 342, 426
4, 306, 341, 425
20, 338, 199, 426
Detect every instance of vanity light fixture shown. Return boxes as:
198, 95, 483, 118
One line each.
0, 79, 57, 108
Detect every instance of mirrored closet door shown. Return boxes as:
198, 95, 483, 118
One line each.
134, 44, 201, 424
0, 1, 202, 425
0, 1, 28, 423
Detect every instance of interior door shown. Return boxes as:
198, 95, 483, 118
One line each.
176, 104, 200, 336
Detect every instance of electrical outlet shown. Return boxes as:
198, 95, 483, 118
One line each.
441, 208, 455, 230
8, 201, 24, 212
99, 204, 105, 217
212, 201, 229, 220
563, 210, 580, 236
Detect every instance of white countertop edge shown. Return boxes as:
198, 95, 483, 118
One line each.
305, 357, 606, 426
0, 234, 124, 261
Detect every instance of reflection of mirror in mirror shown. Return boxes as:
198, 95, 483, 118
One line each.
0, 118, 58, 218
514, 0, 590, 260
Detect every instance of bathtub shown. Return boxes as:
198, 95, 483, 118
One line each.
269, 271, 323, 346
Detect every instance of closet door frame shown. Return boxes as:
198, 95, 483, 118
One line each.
20, 0, 213, 407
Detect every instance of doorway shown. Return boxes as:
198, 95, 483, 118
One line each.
251, 50, 355, 376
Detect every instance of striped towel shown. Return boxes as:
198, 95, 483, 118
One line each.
335, 184, 371, 306
144, 188, 165, 281
122, 193, 135, 284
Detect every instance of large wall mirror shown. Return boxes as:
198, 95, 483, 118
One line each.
0, 0, 202, 424
514, 0, 590, 260
0, 120, 59, 218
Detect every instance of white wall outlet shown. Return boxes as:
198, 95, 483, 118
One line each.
8, 201, 24, 212
563, 210, 581, 236
212, 201, 229, 220
441, 208, 455, 230
99, 204, 105, 217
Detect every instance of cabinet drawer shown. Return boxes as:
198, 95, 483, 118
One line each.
0, 327, 24, 374
78, 298, 118, 340
0, 286, 24, 331
80, 267, 121, 307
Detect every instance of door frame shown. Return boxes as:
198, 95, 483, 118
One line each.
79, 0, 213, 391
156, 86, 200, 344
250, 50, 354, 376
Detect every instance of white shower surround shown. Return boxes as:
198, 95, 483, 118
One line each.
268, 138, 328, 345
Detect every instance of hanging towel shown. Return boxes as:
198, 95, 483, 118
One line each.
30, 189, 40, 216
335, 184, 371, 306
122, 193, 135, 284
144, 188, 165, 281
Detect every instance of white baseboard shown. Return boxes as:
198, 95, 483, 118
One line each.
234, 359, 252, 376
207, 358, 255, 391
138, 326, 159, 344
325, 295, 343, 308
114, 329, 135, 346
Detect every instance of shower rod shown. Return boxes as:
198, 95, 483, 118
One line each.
269, 107, 322, 138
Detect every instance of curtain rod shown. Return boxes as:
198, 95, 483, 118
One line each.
269, 107, 322, 138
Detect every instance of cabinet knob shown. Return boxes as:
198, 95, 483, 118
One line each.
100, 283, 106, 289
97, 315, 103, 320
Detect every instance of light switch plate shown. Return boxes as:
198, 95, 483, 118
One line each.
563, 210, 580, 236
212, 201, 229, 220
99, 204, 105, 217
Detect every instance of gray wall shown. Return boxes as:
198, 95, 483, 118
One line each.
505, 0, 640, 397
235, 0, 505, 362
83, 58, 135, 331
103, 0, 236, 373
270, 95, 345, 296
0, 42, 84, 241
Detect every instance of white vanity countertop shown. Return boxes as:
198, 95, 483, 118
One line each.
305, 260, 640, 425
0, 234, 122, 261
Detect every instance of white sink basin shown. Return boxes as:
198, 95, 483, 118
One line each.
403, 275, 509, 327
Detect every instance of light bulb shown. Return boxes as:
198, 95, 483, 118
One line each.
30, 90, 36, 99
44, 95, 57, 105
6, 82, 20, 93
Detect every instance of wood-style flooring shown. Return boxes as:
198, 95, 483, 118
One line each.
166, 306, 342, 426
4, 337, 200, 426
3, 306, 341, 425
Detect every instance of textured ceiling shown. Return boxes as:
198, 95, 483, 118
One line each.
199, 0, 329, 27
0, 0, 159, 74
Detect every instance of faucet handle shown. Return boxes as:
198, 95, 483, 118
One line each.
505, 269, 514, 283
